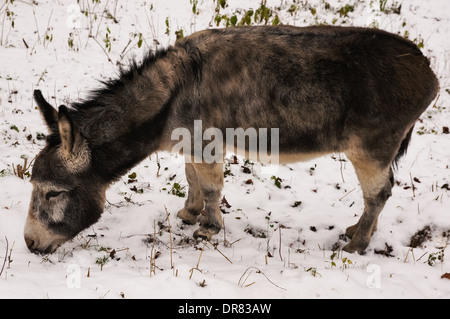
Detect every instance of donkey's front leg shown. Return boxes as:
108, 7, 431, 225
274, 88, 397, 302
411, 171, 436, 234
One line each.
177, 163, 204, 225
191, 162, 224, 240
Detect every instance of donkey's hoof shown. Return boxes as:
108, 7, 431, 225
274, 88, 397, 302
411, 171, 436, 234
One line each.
177, 208, 198, 225
342, 240, 368, 255
193, 229, 211, 241
193, 224, 221, 241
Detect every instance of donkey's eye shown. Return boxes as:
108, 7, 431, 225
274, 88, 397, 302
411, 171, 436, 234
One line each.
45, 191, 63, 200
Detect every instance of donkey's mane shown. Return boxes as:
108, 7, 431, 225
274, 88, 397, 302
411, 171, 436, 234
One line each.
71, 47, 173, 112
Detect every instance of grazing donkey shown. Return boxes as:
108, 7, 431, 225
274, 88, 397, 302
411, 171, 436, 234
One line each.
25, 25, 439, 255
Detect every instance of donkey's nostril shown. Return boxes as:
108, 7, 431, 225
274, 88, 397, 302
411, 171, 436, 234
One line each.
25, 237, 35, 250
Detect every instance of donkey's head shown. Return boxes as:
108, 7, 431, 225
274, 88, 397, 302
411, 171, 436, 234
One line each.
24, 90, 107, 254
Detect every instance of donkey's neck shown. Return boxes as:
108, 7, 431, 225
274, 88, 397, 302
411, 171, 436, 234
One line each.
89, 102, 172, 183
71, 47, 188, 183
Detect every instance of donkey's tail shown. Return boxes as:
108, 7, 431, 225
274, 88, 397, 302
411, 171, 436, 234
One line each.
392, 126, 414, 170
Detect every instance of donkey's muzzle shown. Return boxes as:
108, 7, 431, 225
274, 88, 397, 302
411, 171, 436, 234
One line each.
24, 215, 67, 255
24, 237, 35, 251
24, 234, 59, 255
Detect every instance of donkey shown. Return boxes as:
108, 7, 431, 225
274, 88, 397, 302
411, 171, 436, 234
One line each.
25, 25, 439, 255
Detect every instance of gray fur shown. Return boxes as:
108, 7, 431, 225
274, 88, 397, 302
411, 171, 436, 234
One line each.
25, 26, 439, 254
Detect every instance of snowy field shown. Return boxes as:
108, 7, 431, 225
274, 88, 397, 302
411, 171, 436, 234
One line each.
0, 0, 449, 299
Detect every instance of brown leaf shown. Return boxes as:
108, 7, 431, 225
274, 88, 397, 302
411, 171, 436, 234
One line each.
374, 243, 394, 257
220, 196, 231, 208
409, 225, 433, 248
241, 166, 251, 174
441, 273, 450, 280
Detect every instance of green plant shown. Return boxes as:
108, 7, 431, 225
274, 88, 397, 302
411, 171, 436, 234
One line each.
306, 266, 321, 277
271, 176, 282, 189
213, 0, 281, 28
190, 0, 199, 15
254, 0, 272, 25
67, 32, 78, 51
217, 0, 227, 10
214, 13, 239, 27
427, 246, 446, 266
291, 201, 302, 208
175, 28, 184, 40
128, 172, 137, 181
36, 69, 48, 86
265, 213, 274, 229
379, 0, 388, 12
271, 14, 280, 26
168, 182, 186, 198
1, 0, 16, 46
42, 11, 54, 49
67, 32, 74, 49
414, 36, 424, 49
240, 10, 254, 26
165, 17, 170, 36
96, 255, 110, 269
416, 125, 438, 135
137, 32, 143, 48
337, 4, 354, 17
6, 8, 15, 28
104, 27, 112, 52
287, 4, 299, 16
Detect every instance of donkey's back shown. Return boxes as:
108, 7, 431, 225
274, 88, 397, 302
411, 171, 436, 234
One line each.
171, 26, 438, 160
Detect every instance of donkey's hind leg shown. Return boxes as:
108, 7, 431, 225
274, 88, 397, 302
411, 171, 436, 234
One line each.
177, 163, 204, 225
343, 151, 394, 254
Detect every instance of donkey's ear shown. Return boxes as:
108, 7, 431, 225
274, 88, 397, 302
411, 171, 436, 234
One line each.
58, 105, 87, 157
58, 105, 75, 156
33, 90, 58, 134
57, 105, 90, 171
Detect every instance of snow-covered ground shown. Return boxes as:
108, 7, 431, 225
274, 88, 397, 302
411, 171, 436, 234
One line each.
0, 0, 449, 299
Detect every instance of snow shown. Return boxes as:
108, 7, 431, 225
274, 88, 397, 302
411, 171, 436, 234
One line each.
0, 0, 449, 299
